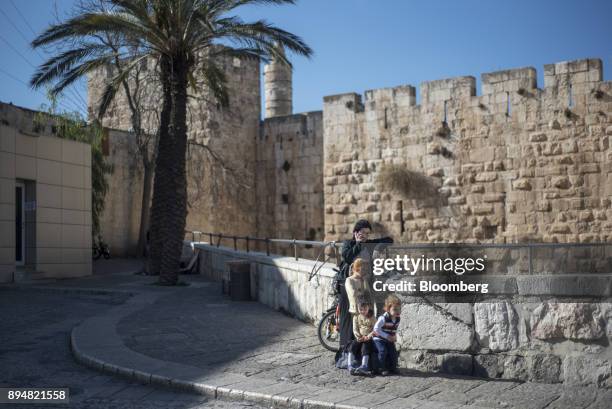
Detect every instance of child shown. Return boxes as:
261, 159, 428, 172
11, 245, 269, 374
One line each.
373, 294, 402, 376
348, 297, 376, 376
345, 258, 376, 318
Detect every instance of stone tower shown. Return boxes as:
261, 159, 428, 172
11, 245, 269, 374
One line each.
264, 46, 292, 118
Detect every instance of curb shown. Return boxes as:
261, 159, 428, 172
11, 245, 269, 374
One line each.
70, 330, 359, 409
70, 329, 364, 409
0, 284, 137, 297
68, 291, 373, 409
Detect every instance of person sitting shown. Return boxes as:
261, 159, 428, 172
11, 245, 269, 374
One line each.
348, 297, 376, 376
373, 294, 402, 376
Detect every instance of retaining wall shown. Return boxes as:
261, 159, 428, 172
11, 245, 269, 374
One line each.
194, 242, 335, 323
192, 242, 611, 388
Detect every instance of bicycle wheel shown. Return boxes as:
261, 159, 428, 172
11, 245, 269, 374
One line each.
92, 247, 101, 260
317, 309, 340, 352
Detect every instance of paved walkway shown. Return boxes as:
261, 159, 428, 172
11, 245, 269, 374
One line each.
6, 264, 611, 409
0, 280, 265, 408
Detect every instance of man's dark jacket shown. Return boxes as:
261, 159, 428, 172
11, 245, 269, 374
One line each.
335, 236, 394, 292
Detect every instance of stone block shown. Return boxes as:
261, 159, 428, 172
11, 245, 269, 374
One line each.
474, 302, 519, 352
400, 350, 441, 373
482, 193, 505, 203
552, 176, 571, 189
397, 303, 473, 352
501, 355, 528, 381
474, 172, 497, 182
562, 355, 612, 387
440, 353, 473, 376
529, 132, 547, 142
518, 276, 610, 297
528, 353, 561, 383
472, 204, 494, 215
473, 354, 501, 378
530, 302, 606, 341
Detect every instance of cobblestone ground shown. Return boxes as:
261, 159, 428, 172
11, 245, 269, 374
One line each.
0, 288, 267, 409
117, 282, 612, 409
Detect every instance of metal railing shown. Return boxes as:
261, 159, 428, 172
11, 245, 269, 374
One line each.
186, 230, 342, 261
186, 230, 612, 274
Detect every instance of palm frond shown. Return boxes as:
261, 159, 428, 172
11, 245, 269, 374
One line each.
30, 44, 111, 88
97, 54, 149, 119
209, 46, 269, 62
214, 19, 313, 62
32, 12, 167, 55
48, 55, 117, 95
200, 60, 229, 108
208, 0, 296, 16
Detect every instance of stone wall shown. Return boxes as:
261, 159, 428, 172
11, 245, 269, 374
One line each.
194, 242, 335, 323
88, 51, 262, 251
396, 298, 611, 388
323, 58, 612, 244
98, 128, 142, 256
256, 111, 325, 251
90, 58, 326, 255
318, 58, 612, 386
189, 239, 611, 387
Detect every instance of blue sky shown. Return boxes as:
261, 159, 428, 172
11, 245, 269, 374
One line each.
1, 0, 611, 118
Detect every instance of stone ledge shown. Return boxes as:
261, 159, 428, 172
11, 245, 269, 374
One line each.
193, 242, 337, 279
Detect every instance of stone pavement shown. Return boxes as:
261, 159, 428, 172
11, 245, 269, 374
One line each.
6, 266, 611, 409
0, 282, 266, 408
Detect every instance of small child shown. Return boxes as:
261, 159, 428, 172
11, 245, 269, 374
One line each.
373, 294, 402, 376
348, 297, 376, 376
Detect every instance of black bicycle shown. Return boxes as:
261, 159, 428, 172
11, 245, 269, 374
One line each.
317, 300, 340, 352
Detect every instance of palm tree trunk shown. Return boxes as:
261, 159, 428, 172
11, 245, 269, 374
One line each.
137, 160, 153, 258
148, 57, 172, 276
154, 55, 189, 285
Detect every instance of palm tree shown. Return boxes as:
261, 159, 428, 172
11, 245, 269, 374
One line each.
30, 0, 312, 285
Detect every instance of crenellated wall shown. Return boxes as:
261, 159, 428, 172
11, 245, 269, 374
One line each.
323, 58, 612, 244
89, 56, 612, 251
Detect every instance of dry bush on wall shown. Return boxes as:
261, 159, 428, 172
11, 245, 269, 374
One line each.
377, 164, 440, 204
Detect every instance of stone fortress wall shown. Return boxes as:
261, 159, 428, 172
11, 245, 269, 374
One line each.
88, 52, 263, 253
323, 59, 612, 244
319, 58, 612, 387
88, 56, 612, 248
89, 50, 326, 255
90, 55, 612, 386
